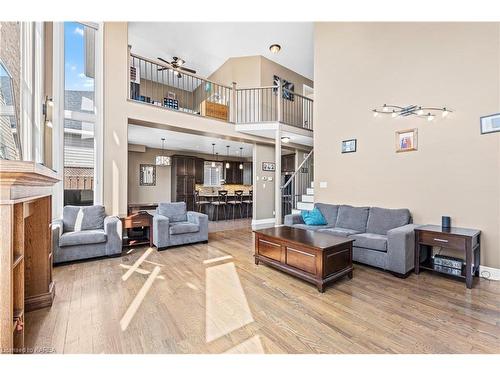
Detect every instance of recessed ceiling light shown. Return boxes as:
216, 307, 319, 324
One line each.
269, 44, 281, 54
281, 136, 290, 143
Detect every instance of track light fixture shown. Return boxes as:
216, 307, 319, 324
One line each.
372, 104, 452, 121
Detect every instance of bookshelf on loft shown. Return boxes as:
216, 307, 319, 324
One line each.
0, 160, 60, 354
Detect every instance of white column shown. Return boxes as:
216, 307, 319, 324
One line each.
275, 127, 282, 225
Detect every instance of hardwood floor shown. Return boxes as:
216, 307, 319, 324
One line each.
25, 227, 500, 354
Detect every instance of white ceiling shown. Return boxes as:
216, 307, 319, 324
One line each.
128, 125, 254, 157
128, 22, 314, 80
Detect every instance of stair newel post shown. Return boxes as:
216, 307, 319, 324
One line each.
231, 81, 237, 123
275, 129, 282, 225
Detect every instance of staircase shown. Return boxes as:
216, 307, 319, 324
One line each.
281, 150, 314, 219
293, 181, 314, 213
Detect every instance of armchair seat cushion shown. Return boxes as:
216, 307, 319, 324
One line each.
169, 221, 200, 235
59, 229, 107, 247
318, 227, 362, 237
350, 233, 388, 252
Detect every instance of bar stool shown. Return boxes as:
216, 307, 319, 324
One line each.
195, 190, 210, 214
242, 190, 253, 218
210, 190, 228, 221
227, 190, 244, 219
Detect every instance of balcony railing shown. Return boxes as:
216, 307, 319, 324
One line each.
129, 53, 313, 131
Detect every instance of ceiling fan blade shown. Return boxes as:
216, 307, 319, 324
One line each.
178, 66, 196, 74
157, 57, 170, 64
157, 67, 167, 71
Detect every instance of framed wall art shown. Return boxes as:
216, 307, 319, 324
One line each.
395, 128, 418, 153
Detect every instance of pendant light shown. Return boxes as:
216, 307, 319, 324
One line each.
215, 152, 219, 172
155, 138, 171, 166
225, 146, 230, 169
239, 147, 243, 169
211, 143, 216, 168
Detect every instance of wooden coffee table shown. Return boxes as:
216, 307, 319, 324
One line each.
253, 226, 354, 292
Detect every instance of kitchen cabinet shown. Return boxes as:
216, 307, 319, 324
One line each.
224, 161, 245, 184
171, 155, 196, 211
243, 162, 253, 185
282, 154, 295, 173
195, 158, 204, 184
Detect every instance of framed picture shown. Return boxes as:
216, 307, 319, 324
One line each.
139, 164, 156, 186
262, 162, 276, 172
273, 75, 295, 101
342, 139, 357, 153
480, 113, 500, 134
395, 128, 418, 152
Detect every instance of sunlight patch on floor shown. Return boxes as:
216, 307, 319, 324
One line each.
205, 262, 254, 343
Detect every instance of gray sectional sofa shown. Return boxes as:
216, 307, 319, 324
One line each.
52, 205, 122, 264
153, 202, 208, 249
284, 203, 418, 275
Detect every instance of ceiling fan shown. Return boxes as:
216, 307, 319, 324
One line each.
157, 56, 196, 78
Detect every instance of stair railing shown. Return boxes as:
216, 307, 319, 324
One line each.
281, 149, 314, 219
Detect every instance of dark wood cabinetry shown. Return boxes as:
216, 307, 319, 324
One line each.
224, 161, 244, 184
243, 162, 253, 185
282, 154, 295, 173
171, 155, 197, 211
195, 158, 204, 184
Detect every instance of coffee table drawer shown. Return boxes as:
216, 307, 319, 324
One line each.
420, 232, 466, 250
257, 238, 282, 262
286, 247, 317, 275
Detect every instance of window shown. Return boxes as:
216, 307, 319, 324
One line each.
203, 161, 223, 187
63, 22, 98, 206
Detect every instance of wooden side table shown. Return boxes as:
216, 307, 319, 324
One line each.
414, 225, 481, 288
120, 212, 153, 248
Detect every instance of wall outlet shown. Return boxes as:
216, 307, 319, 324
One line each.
320, 181, 328, 188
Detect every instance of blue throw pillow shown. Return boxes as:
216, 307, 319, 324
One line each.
301, 208, 327, 226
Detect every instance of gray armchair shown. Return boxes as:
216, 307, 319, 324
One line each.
52, 205, 122, 264
153, 202, 208, 249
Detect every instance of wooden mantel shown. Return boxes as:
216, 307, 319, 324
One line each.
0, 160, 60, 353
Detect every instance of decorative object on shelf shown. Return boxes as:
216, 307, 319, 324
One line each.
480, 113, 500, 134
239, 147, 244, 170
225, 146, 230, 169
341, 139, 357, 153
139, 95, 151, 103
273, 75, 294, 101
372, 104, 452, 121
140, 164, 156, 186
167, 91, 176, 99
395, 128, 418, 153
163, 97, 179, 110
269, 44, 281, 54
262, 162, 276, 172
155, 138, 171, 166
442, 216, 451, 230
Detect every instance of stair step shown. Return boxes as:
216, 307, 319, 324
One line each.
310, 181, 314, 188
301, 194, 314, 203
306, 188, 314, 195
297, 201, 314, 210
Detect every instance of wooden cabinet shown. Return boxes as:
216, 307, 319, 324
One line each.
0, 161, 59, 354
282, 154, 295, 173
224, 161, 246, 184
195, 158, 204, 184
200, 101, 229, 121
171, 156, 197, 211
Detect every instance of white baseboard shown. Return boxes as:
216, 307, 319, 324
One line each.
251, 218, 275, 230
479, 266, 500, 281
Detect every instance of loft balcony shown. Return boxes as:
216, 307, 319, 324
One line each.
129, 54, 313, 146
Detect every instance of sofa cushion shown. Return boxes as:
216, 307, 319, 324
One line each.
158, 202, 187, 223
63, 205, 106, 232
314, 203, 340, 226
335, 205, 370, 232
293, 223, 332, 232
301, 208, 327, 225
59, 229, 107, 247
169, 221, 200, 235
350, 233, 388, 252
318, 227, 362, 237
366, 207, 411, 235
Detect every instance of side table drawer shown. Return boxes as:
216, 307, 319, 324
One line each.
122, 215, 150, 229
419, 232, 466, 250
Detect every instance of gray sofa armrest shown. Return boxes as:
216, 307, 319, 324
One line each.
284, 213, 304, 226
52, 218, 64, 261
153, 214, 170, 248
104, 216, 122, 255
386, 224, 420, 274
187, 211, 209, 240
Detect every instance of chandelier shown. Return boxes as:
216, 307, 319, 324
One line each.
372, 104, 452, 121
155, 138, 171, 166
